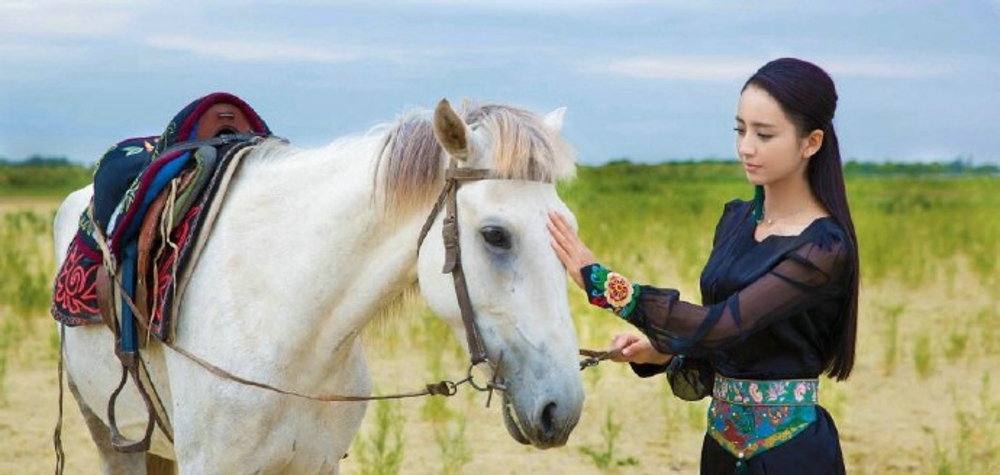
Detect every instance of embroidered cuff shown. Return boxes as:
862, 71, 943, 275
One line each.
581, 263, 641, 319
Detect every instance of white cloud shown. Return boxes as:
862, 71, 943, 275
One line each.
822, 58, 956, 79
396, 0, 654, 8
0, 0, 136, 36
595, 56, 962, 81
146, 36, 360, 63
0, 42, 88, 63
598, 57, 762, 82
384, 0, 798, 11
217, 0, 662, 9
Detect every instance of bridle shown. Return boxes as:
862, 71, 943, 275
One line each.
416, 160, 493, 364
415, 158, 508, 396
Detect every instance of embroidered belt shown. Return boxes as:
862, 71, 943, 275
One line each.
707, 374, 818, 466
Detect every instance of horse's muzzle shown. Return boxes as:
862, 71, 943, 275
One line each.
502, 393, 580, 449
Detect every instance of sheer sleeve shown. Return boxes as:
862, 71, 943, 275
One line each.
582, 236, 850, 358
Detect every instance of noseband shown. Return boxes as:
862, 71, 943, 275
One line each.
416, 159, 506, 390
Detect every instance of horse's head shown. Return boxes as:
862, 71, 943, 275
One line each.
416, 99, 584, 448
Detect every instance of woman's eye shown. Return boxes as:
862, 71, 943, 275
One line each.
757, 133, 773, 140
733, 127, 745, 136
481, 226, 511, 250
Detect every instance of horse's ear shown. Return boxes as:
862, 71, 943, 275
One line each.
543, 107, 567, 133
433, 98, 473, 161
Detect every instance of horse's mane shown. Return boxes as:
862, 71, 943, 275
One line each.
375, 100, 577, 213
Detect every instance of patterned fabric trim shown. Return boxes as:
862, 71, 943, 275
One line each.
707, 374, 818, 463
582, 263, 641, 319
713, 374, 818, 406
51, 235, 103, 326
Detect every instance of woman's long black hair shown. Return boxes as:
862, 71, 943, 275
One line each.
745, 58, 860, 381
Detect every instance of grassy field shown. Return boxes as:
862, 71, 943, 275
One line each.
0, 161, 998, 474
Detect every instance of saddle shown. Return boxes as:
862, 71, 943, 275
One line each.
91, 92, 270, 235
51, 92, 275, 454
53, 92, 272, 343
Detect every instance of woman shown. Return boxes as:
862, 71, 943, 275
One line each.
548, 58, 859, 474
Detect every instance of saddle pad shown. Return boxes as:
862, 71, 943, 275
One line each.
51, 234, 104, 326
92, 136, 159, 233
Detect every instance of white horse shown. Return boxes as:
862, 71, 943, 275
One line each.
54, 99, 585, 474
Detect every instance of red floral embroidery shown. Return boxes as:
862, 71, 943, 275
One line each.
604, 272, 635, 308
151, 203, 200, 336
53, 240, 100, 315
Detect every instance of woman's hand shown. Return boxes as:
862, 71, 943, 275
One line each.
547, 211, 597, 290
608, 333, 672, 365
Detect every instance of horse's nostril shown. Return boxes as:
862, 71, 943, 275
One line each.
540, 402, 557, 438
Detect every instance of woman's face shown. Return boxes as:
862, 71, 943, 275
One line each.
735, 84, 814, 186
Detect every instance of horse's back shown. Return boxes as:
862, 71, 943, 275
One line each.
53, 184, 93, 265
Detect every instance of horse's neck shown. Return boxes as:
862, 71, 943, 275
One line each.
210, 137, 431, 369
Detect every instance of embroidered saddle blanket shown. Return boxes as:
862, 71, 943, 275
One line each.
52, 92, 272, 343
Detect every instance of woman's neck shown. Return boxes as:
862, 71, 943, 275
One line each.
761, 176, 824, 224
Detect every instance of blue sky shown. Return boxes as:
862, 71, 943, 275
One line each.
2, 1, 998, 165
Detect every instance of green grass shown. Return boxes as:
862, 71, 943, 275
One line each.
914, 331, 935, 379
0, 211, 56, 318
945, 324, 969, 363
577, 407, 639, 473
352, 398, 405, 475
975, 308, 1000, 357
432, 412, 472, 475
0, 208, 59, 400
0, 318, 15, 401
880, 305, 904, 376
820, 376, 848, 423
559, 163, 1000, 289
931, 373, 1000, 474
1, 160, 999, 472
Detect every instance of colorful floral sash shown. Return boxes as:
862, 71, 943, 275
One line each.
708, 374, 818, 468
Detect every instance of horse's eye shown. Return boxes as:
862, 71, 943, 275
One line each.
480, 226, 511, 250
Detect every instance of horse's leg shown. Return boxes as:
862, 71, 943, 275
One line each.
67, 372, 148, 475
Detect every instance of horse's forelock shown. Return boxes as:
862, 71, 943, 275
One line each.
376, 102, 577, 213
461, 102, 577, 183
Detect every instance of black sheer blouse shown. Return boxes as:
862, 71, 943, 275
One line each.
589, 199, 854, 392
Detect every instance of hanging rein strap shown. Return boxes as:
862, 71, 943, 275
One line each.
89, 207, 478, 403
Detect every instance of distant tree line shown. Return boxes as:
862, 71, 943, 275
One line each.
0, 155, 78, 167
1, 154, 996, 198
842, 158, 999, 176
599, 157, 999, 177
0, 155, 93, 195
